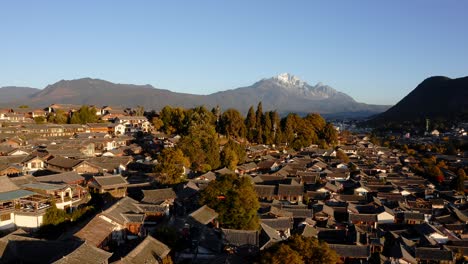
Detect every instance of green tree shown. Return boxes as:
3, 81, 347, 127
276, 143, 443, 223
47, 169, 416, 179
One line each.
259, 235, 341, 264
260, 243, 303, 264
152, 116, 164, 131
255, 102, 264, 143
303, 113, 326, 134
322, 123, 338, 146
47, 109, 68, 124
219, 109, 246, 139
154, 148, 190, 185
179, 123, 220, 172
263, 112, 273, 144
42, 203, 68, 226
70, 106, 98, 124
220, 140, 246, 170
158, 106, 190, 135
186, 106, 216, 128
34, 116, 46, 124
199, 174, 259, 230
281, 113, 299, 146
280, 113, 317, 150
245, 106, 257, 142
159, 106, 177, 134
220, 146, 238, 171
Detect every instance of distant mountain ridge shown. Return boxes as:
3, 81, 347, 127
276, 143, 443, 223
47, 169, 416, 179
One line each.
0, 74, 390, 117
0, 86, 40, 103
371, 76, 468, 123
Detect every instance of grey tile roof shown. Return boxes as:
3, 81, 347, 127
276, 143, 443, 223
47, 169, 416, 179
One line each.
277, 184, 304, 196
141, 188, 176, 204
36, 171, 84, 184
46, 156, 82, 169
349, 213, 378, 223
403, 212, 425, 221
120, 235, 170, 264
282, 208, 313, 218
22, 182, 66, 191
260, 217, 293, 231
189, 205, 218, 225
122, 213, 145, 223
9, 174, 38, 186
53, 242, 112, 264
416, 247, 453, 261
91, 175, 128, 189
222, 228, 259, 247
328, 244, 371, 258
0, 189, 36, 202
101, 197, 142, 225
0, 175, 20, 193
75, 216, 116, 247
254, 185, 276, 197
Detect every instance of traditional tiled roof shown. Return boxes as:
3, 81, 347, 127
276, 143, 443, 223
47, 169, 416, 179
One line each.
222, 228, 259, 247
0, 175, 20, 192
416, 247, 454, 261
277, 184, 304, 196
282, 208, 313, 218
120, 235, 171, 264
263, 206, 293, 218
403, 212, 425, 221
336, 194, 366, 202
122, 213, 145, 223
22, 182, 66, 191
137, 204, 167, 213
306, 191, 329, 200
260, 217, 293, 231
349, 213, 378, 223
237, 162, 258, 172
0, 189, 36, 202
329, 244, 371, 259
53, 242, 112, 264
189, 205, 218, 225
46, 156, 83, 169
0, 232, 82, 263
215, 167, 235, 175
9, 175, 38, 186
141, 188, 177, 204
196, 171, 217, 181
75, 216, 116, 247
259, 223, 282, 250
101, 197, 142, 225
254, 185, 276, 197
90, 175, 128, 189
36, 171, 85, 184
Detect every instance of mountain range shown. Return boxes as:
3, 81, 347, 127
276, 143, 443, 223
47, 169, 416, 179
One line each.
0, 73, 390, 117
371, 76, 468, 123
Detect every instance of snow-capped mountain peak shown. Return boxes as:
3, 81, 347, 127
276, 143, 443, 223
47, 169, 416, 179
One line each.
273, 73, 305, 87
264, 73, 342, 99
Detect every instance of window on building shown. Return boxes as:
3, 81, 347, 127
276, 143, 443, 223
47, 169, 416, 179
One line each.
0, 213, 11, 221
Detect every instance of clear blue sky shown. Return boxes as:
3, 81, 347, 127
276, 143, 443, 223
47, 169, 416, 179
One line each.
1, 0, 467, 105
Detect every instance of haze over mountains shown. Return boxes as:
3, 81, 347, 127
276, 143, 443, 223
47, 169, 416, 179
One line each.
372, 76, 468, 123
0, 73, 389, 117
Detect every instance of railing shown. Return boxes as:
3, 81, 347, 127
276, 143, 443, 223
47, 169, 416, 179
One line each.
15, 205, 50, 215
0, 206, 14, 214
